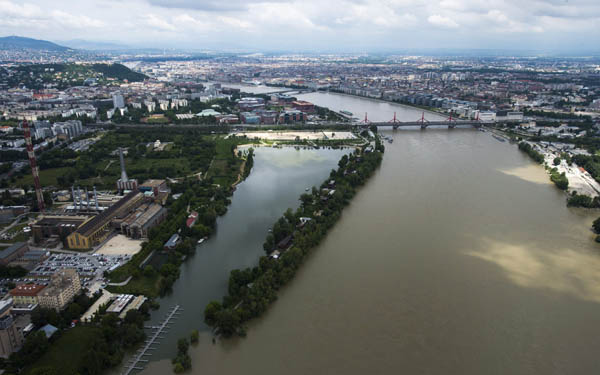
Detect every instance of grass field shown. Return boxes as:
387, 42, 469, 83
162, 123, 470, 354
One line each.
107, 274, 161, 298
2, 223, 31, 244
15, 167, 71, 187
25, 326, 102, 375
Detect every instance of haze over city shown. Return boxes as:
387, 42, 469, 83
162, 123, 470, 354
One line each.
1, 0, 599, 52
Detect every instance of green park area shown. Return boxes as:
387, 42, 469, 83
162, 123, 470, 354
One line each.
23, 326, 101, 375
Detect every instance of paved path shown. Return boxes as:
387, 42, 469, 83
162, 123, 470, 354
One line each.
108, 276, 132, 287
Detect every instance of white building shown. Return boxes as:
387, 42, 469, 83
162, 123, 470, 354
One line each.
113, 94, 125, 109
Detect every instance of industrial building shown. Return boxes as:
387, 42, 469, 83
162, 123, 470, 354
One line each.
67, 191, 145, 250
31, 215, 90, 246
118, 203, 167, 239
139, 179, 169, 204
0, 243, 29, 266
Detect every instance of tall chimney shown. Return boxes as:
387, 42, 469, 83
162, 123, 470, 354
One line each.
85, 188, 89, 209
71, 186, 76, 210
119, 147, 128, 182
93, 186, 99, 210
78, 187, 82, 211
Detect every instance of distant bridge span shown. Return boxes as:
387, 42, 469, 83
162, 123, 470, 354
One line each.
260, 88, 315, 95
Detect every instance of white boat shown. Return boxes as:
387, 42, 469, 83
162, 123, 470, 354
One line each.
197, 238, 205, 244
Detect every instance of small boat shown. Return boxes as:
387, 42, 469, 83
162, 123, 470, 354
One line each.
197, 237, 206, 244
305, 188, 310, 191
492, 134, 506, 142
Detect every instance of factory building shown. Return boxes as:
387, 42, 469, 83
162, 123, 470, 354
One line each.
31, 215, 90, 246
67, 192, 145, 250
119, 203, 167, 239
0, 243, 29, 266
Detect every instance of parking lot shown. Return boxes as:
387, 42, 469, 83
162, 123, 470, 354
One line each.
30, 253, 131, 280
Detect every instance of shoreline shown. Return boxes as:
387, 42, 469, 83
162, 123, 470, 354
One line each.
204, 137, 385, 337
301, 89, 447, 119
217, 82, 448, 119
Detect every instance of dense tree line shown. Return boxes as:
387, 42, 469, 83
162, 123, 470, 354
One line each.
518, 142, 545, 164
0, 265, 28, 279
242, 148, 254, 179
204, 140, 384, 337
549, 168, 569, 190
567, 193, 600, 208
172, 337, 192, 373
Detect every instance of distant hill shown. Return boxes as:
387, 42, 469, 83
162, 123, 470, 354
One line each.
58, 39, 130, 51
0, 63, 147, 89
0, 36, 70, 51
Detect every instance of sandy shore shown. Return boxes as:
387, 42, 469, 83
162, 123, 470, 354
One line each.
539, 148, 600, 197
233, 131, 356, 141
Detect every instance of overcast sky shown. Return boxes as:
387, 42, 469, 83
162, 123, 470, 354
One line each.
0, 0, 598, 52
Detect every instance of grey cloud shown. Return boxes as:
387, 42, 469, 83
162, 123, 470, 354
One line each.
145, 0, 284, 12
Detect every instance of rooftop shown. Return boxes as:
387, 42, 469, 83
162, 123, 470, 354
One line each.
0, 242, 27, 259
10, 283, 46, 297
75, 191, 142, 237
140, 179, 166, 188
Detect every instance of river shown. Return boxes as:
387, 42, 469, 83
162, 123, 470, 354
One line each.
139, 91, 600, 375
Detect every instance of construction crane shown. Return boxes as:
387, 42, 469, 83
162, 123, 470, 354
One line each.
22, 120, 44, 212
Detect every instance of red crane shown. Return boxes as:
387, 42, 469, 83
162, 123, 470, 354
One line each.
22, 120, 44, 212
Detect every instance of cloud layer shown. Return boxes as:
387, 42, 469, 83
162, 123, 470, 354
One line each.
0, 0, 598, 52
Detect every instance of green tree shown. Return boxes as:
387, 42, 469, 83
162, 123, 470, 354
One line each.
190, 329, 199, 344
204, 301, 222, 326
593, 217, 600, 233
173, 363, 185, 373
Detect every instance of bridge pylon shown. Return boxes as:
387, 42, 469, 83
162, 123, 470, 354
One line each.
417, 112, 429, 129
389, 112, 400, 130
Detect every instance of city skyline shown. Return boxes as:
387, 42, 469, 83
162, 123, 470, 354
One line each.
0, 0, 599, 53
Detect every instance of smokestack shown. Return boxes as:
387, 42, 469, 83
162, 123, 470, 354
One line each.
78, 187, 82, 211
119, 147, 128, 182
85, 188, 89, 209
71, 186, 76, 210
94, 186, 99, 210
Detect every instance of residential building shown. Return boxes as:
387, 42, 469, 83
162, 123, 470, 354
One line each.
113, 94, 125, 109
0, 299, 23, 358
9, 284, 46, 305
37, 269, 81, 311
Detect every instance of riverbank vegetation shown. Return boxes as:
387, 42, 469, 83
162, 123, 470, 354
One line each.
172, 338, 192, 373
108, 134, 251, 298
518, 141, 545, 164
567, 193, 600, 208
549, 168, 569, 190
204, 139, 385, 337
518, 142, 569, 190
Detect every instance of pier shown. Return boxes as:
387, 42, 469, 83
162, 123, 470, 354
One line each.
122, 304, 182, 375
